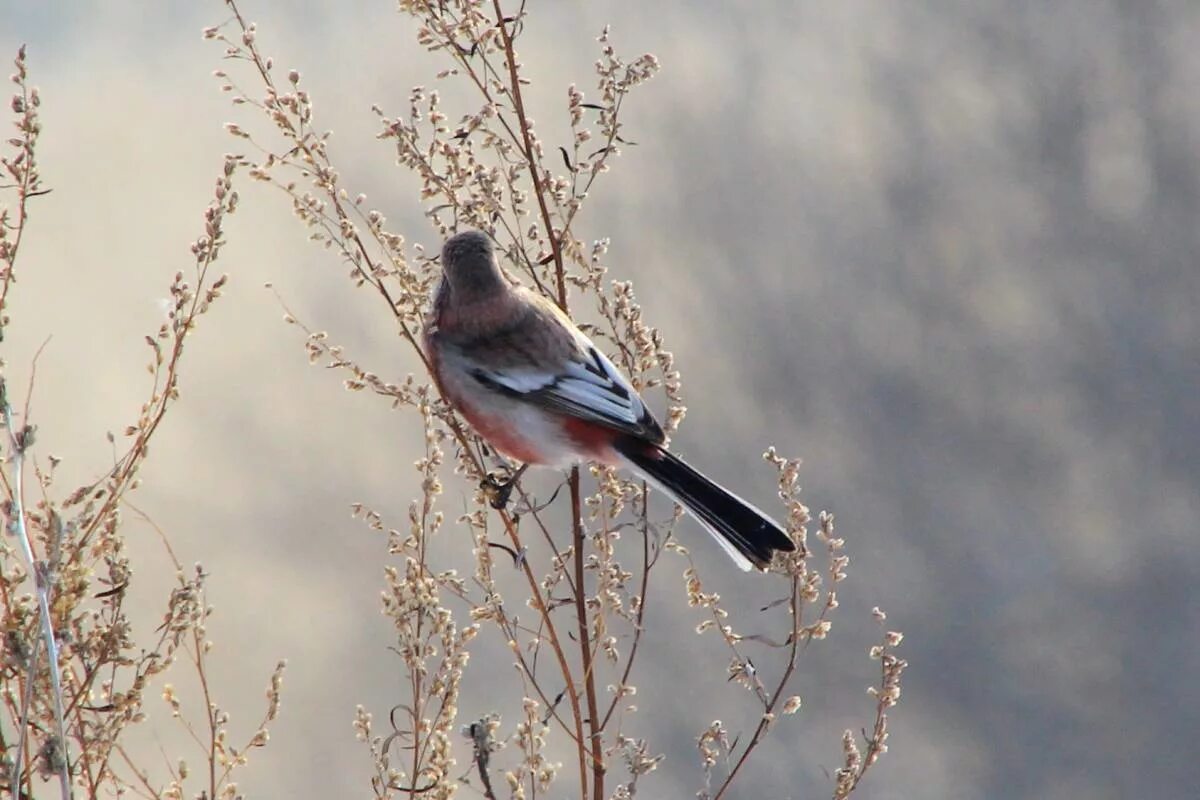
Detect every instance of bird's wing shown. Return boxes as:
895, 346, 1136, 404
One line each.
452, 290, 665, 442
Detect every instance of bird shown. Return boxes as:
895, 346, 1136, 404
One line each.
423, 230, 795, 571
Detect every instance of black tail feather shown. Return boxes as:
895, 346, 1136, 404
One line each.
615, 440, 795, 571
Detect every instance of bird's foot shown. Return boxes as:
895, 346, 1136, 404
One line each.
481, 463, 529, 510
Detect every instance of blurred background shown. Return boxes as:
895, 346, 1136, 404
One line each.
3, 1, 1198, 798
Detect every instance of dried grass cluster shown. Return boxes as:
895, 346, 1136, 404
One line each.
1, 46, 283, 800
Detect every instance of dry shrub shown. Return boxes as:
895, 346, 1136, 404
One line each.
1, 46, 284, 800
0, 2, 907, 798
207, 1, 905, 798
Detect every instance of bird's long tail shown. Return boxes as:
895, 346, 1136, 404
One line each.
614, 439, 795, 571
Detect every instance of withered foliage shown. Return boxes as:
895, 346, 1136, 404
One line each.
1, 46, 284, 800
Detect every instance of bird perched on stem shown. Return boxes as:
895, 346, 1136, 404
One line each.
423, 230, 795, 571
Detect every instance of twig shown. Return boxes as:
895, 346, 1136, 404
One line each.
597, 495, 654, 730
12, 625, 43, 796
0, 46, 44, 337
491, 0, 565, 307
3, 377, 73, 799
489, 6, 604, 795
710, 572, 802, 800
568, 472, 603, 800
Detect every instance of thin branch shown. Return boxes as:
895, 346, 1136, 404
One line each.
711, 573, 802, 800
3, 377, 73, 799
568, 473, 603, 800
488, 7, 605, 797
491, 0, 565, 307
0, 45, 44, 337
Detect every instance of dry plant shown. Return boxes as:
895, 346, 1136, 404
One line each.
0, 46, 284, 800
207, 1, 907, 798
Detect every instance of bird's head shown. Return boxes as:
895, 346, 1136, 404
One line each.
439, 230, 505, 301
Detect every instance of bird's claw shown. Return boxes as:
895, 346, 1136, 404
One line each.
481, 472, 517, 510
